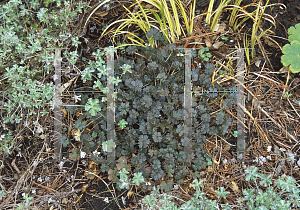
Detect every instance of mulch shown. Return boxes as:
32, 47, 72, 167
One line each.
1, 0, 300, 209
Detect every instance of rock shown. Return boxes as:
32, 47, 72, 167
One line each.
205, 39, 212, 48
212, 41, 224, 50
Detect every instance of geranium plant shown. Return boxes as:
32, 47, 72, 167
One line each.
281, 23, 300, 73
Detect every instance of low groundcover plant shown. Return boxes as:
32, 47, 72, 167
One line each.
137, 166, 300, 209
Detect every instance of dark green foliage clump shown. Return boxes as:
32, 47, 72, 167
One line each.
76, 30, 237, 190
96, 40, 235, 187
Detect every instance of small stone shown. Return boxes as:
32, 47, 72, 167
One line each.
215, 22, 227, 33
212, 41, 224, 50
205, 39, 212, 48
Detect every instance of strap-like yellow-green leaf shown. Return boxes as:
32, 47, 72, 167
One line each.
175, 0, 189, 35
169, 0, 181, 36
160, 0, 176, 42
189, 0, 196, 35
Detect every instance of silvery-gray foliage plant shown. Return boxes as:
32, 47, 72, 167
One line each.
0, 0, 96, 207
140, 166, 300, 209
0, 0, 87, 155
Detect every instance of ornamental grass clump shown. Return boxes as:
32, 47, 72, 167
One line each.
101, 0, 196, 47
